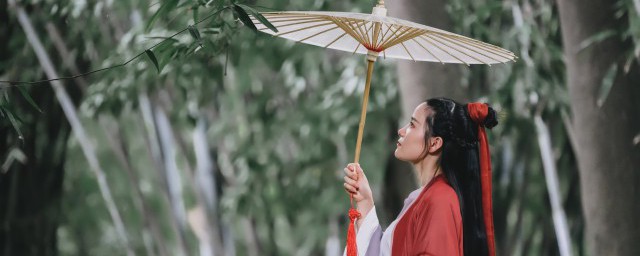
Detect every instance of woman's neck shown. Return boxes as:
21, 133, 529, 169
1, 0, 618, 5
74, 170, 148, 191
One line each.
413, 156, 441, 186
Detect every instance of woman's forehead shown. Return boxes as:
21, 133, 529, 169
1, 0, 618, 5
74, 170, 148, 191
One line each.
412, 103, 432, 119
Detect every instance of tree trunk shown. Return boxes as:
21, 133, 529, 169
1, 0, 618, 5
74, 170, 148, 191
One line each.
556, 0, 640, 254
382, 0, 466, 220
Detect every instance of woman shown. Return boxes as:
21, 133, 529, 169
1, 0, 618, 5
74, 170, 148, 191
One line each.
343, 98, 498, 256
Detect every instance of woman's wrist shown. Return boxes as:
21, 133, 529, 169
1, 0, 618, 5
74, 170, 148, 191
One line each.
356, 200, 374, 225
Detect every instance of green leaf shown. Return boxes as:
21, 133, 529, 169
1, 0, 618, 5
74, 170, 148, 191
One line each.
597, 63, 618, 107
193, 5, 200, 24
146, 0, 179, 31
578, 29, 617, 52
206, 0, 224, 9
201, 27, 221, 34
16, 87, 42, 113
154, 38, 180, 53
233, 4, 257, 32
188, 25, 202, 41
2, 108, 23, 140
146, 49, 161, 74
235, 4, 278, 32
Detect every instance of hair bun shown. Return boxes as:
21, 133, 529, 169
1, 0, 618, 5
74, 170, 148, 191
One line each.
483, 106, 498, 129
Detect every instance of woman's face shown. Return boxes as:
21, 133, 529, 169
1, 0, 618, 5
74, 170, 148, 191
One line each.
395, 103, 432, 162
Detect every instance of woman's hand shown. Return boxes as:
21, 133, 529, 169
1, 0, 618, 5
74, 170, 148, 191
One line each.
343, 163, 374, 217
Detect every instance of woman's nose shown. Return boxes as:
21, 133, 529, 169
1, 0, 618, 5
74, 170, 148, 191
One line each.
398, 127, 405, 137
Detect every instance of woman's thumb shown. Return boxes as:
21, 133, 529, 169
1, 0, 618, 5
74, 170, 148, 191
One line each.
356, 164, 365, 176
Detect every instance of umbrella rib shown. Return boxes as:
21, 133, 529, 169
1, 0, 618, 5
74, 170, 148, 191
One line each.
352, 43, 362, 55
363, 21, 376, 48
331, 17, 367, 46
370, 21, 380, 49
412, 36, 444, 64
400, 42, 416, 62
420, 36, 469, 65
260, 13, 329, 23
424, 34, 489, 65
276, 21, 335, 37
349, 18, 371, 47
346, 19, 373, 47
258, 19, 329, 31
376, 23, 393, 49
324, 31, 348, 48
383, 28, 419, 49
380, 24, 404, 48
384, 28, 424, 49
298, 25, 340, 42
428, 33, 505, 64
436, 32, 515, 57
258, 20, 324, 31
368, 21, 375, 48
451, 36, 515, 59
255, 16, 325, 23
260, 12, 325, 18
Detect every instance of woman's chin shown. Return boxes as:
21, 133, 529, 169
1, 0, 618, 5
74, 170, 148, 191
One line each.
394, 149, 403, 160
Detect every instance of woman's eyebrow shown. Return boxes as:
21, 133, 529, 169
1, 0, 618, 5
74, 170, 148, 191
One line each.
411, 117, 420, 124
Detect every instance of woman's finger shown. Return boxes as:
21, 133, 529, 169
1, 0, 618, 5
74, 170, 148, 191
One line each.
343, 176, 359, 189
346, 165, 358, 179
344, 183, 358, 194
343, 168, 356, 179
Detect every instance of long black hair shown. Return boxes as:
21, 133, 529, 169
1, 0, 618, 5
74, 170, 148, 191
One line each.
422, 97, 498, 256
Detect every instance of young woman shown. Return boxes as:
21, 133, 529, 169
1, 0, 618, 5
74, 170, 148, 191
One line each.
343, 98, 498, 256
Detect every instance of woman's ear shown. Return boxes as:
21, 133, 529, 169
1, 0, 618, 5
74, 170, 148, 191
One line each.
429, 136, 444, 153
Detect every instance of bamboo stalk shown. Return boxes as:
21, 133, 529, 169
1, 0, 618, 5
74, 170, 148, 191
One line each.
138, 93, 191, 256
99, 117, 169, 256
170, 115, 225, 255
534, 114, 573, 256
353, 60, 376, 163
9, 1, 135, 255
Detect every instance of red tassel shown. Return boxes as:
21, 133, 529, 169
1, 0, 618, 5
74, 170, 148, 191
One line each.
346, 195, 361, 256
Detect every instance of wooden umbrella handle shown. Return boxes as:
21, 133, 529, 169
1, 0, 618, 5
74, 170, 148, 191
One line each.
353, 59, 376, 163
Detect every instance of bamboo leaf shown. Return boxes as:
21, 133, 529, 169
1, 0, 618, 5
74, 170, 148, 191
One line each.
16, 86, 42, 113
193, 5, 200, 24
188, 25, 202, 41
146, 0, 179, 31
233, 4, 257, 32
206, 0, 224, 9
2, 108, 24, 140
597, 63, 618, 107
235, 4, 278, 33
201, 27, 221, 34
146, 49, 161, 74
578, 29, 617, 52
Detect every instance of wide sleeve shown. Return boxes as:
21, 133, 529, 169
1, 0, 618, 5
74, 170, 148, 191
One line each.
343, 206, 383, 256
410, 192, 463, 256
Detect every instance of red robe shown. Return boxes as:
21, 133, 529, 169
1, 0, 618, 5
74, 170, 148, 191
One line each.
391, 175, 463, 256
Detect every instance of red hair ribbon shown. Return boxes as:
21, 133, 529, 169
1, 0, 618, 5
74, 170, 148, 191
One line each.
467, 103, 495, 256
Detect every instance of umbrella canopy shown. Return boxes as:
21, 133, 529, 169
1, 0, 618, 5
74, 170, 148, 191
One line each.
252, 9, 516, 65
